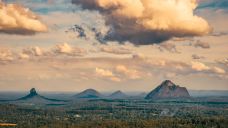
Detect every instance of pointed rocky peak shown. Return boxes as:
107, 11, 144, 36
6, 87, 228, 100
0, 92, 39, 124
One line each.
30, 88, 38, 96
112, 90, 123, 94
109, 90, 128, 99
145, 80, 190, 100
161, 80, 175, 87
110, 90, 125, 96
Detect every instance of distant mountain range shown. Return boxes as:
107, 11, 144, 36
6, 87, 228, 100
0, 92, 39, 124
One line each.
145, 80, 190, 100
72, 89, 130, 99
72, 80, 191, 100
72, 89, 103, 99
3, 80, 228, 104
109, 90, 128, 99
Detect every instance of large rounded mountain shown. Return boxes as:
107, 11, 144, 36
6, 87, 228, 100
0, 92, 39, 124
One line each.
109, 90, 128, 99
145, 80, 190, 100
73, 89, 103, 99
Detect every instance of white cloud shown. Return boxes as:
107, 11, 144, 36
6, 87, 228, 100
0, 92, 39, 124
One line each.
74, 0, 211, 44
18, 53, 30, 59
95, 67, 121, 82
115, 65, 141, 79
95, 67, 114, 77
131, 54, 226, 76
191, 61, 226, 74
55, 43, 73, 54
191, 61, 210, 71
54, 43, 86, 56
217, 58, 228, 67
110, 77, 121, 82
0, 48, 13, 63
0, 1, 47, 34
22, 46, 43, 56
211, 67, 226, 74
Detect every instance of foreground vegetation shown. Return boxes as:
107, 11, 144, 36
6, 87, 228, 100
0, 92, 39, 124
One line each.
0, 99, 227, 128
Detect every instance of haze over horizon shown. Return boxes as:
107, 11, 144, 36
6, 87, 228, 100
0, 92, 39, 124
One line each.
1, 80, 228, 92
0, 0, 228, 92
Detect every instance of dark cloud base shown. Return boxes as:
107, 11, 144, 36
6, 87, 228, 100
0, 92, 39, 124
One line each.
0, 29, 37, 35
71, 0, 211, 45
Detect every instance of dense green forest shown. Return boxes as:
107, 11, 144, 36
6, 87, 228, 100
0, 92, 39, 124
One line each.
0, 99, 227, 128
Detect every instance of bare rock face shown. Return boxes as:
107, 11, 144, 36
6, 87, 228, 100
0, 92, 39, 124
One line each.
145, 80, 190, 100
29, 88, 38, 97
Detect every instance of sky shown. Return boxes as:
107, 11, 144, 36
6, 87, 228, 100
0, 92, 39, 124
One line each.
0, 0, 227, 92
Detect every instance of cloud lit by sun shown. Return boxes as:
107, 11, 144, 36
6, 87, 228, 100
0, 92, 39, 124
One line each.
0, 0, 227, 91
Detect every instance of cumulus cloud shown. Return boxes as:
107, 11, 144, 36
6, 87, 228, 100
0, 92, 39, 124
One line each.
53, 43, 86, 56
191, 40, 210, 49
2, 43, 87, 62
0, 48, 14, 63
192, 54, 205, 60
109, 77, 121, 82
22, 46, 43, 57
211, 67, 226, 74
0, 1, 47, 35
158, 42, 180, 53
95, 65, 142, 81
217, 58, 228, 67
18, 53, 30, 59
191, 61, 210, 71
55, 43, 73, 54
72, 0, 211, 44
95, 67, 121, 82
191, 61, 226, 74
115, 65, 141, 79
95, 67, 113, 77
131, 54, 226, 76
100, 43, 132, 55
